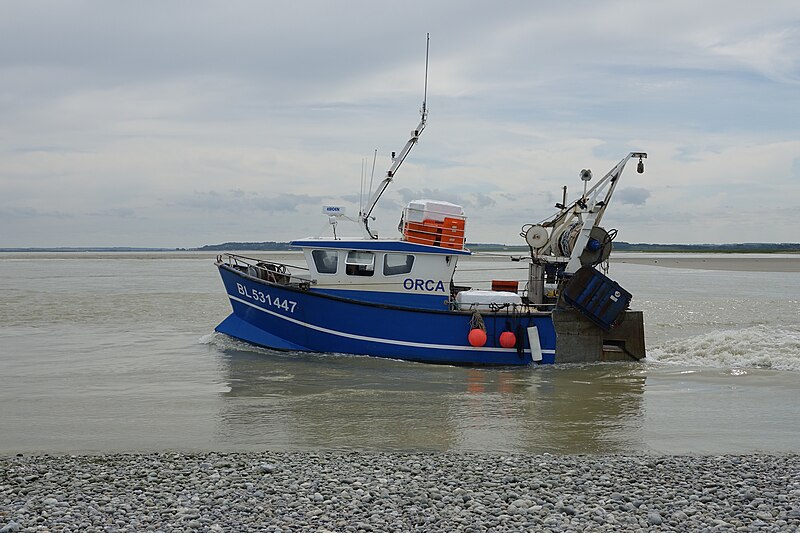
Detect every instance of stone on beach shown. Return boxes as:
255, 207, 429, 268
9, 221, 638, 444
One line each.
1, 453, 798, 532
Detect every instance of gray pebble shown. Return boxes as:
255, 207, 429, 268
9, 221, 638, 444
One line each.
0, 453, 798, 532
647, 510, 663, 525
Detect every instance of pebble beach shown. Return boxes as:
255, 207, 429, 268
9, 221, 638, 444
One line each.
2, 453, 799, 532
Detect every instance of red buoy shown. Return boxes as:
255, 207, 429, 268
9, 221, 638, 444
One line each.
499, 331, 516, 348
468, 328, 487, 347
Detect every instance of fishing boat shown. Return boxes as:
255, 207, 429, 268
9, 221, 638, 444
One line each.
214, 43, 647, 365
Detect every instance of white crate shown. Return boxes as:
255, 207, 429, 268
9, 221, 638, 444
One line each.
405, 199, 464, 222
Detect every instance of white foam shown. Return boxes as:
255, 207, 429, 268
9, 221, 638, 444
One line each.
198, 332, 218, 345
648, 324, 800, 372
199, 331, 276, 355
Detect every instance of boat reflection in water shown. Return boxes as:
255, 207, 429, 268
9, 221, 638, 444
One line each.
214, 343, 646, 454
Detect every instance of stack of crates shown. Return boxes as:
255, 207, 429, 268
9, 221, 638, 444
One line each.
440, 217, 466, 249
402, 200, 466, 250
403, 219, 442, 246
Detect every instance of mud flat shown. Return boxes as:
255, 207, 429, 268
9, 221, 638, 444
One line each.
2, 452, 799, 532
612, 254, 800, 273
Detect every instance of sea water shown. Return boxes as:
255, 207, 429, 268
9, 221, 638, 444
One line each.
0, 252, 798, 455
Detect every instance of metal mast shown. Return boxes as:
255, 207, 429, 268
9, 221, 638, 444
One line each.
361, 34, 430, 239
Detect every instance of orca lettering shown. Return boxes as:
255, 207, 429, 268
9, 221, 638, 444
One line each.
403, 278, 446, 293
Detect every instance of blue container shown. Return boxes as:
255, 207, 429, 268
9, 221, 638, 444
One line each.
562, 266, 631, 331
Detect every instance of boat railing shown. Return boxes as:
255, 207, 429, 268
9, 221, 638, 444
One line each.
217, 253, 316, 287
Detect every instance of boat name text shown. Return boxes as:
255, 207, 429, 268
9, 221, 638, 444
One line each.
236, 283, 297, 313
403, 278, 446, 292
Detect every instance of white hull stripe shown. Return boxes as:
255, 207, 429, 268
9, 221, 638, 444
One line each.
229, 295, 556, 355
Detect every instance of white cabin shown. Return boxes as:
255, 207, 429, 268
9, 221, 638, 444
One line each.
291, 239, 470, 310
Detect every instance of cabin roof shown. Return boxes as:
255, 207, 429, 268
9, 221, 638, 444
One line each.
290, 239, 471, 256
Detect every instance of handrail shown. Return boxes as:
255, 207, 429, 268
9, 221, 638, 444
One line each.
218, 252, 309, 271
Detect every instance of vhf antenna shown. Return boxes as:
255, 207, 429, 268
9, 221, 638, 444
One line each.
422, 32, 429, 116
361, 34, 431, 238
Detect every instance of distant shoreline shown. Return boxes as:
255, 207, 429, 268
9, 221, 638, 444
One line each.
2, 242, 799, 254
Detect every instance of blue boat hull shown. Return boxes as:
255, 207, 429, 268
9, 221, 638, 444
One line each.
215, 265, 557, 365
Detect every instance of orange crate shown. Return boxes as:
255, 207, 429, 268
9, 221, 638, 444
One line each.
440, 217, 465, 248
440, 235, 465, 249
404, 219, 442, 246
408, 219, 443, 232
442, 217, 465, 231
441, 227, 464, 238
492, 280, 519, 292
405, 230, 438, 246
404, 220, 441, 233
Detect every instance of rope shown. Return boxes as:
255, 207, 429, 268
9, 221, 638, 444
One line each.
470, 311, 486, 332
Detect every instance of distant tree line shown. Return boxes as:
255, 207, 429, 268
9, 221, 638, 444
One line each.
195, 241, 799, 253
0, 241, 800, 254
4, 241, 797, 253
196, 242, 300, 251
613, 242, 800, 253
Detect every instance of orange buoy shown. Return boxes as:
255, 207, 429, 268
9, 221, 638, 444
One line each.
468, 328, 487, 347
499, 331, 516, 348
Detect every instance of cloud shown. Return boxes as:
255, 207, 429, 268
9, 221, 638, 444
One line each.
87, 208, 136, 218
178, 191, 322, 213
706, 28, 800, 84
0, 207, 73, 219
395, 188, 496, 210
616, 187, 651, 206
473, 192, 496, 209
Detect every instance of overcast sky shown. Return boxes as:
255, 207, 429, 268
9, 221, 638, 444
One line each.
2, 1, 799, 247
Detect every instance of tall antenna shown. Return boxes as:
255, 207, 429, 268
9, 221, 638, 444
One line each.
359, 157, 366, 214
422, 32, 429, 116
369, 149, 377, 199
361, 34, 431, 238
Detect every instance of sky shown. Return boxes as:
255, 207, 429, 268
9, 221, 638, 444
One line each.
1, 1, 799, 248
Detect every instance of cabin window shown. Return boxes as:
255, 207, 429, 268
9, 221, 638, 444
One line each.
312, 249, 338, 274
383, 253, 415, 276
345, 250, 375, 277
